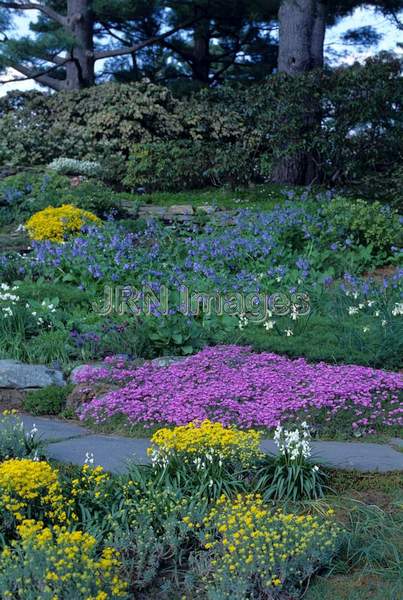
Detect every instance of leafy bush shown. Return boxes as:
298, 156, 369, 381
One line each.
57, 180, 129, 217
322, 197, 402, 260
124, 140, 209, 191
48, 157, 102, 177
0, 56, 401, 196
124, 140, 257, 191
0, 172, 126, 225
23, 384, 73, 416
0, 171, 71, 226
0, 82, 183, 171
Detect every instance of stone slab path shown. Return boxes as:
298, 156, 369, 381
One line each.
11, 416, 403, 474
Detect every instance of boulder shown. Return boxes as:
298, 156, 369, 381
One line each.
70, 357, 145, 383
66, 382, 120, 411
69, 362, 105, 383
0, 388, 26, 408
167, 205, 194, 216
151, 356, 186, 367
0, 360, 65, 389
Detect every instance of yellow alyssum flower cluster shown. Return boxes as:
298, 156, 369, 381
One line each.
0, 519, 127, 599
25, 204, 100, 242
70, 463, 110, 503
150, 420, 262, 465
0, 458, 67, 523
186, 494, 339, 594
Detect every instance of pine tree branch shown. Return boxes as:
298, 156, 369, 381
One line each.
389, 9, 403, 30
93, 18, 197, 61
0, 1, 67, 27
1, 60, 68, 90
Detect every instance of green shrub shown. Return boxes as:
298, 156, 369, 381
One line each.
124, 138, 260, 191
58, 180, 128, 217
0, 171, 70, 226
322, 197, 402, 259
124, 140, 210, 191
48, 157, 102, 177
23, 384, 73, 416
1, 56, 400, 196
0, 172, 126, 224
0, 82, 183, 169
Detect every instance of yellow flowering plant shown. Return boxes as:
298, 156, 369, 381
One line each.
187, 493, 340, 599
148, 420, 264, 499
0, 458, 67, 526
66, 463, 111, 520
25, 204, 101, 242
0, 519, 128, 600
149, 420, 262, 466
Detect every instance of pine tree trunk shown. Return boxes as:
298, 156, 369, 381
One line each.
65, 0, 95, 90
192, 18, 210, 84
273, 0, 326, 185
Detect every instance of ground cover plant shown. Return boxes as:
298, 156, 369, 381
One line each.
73, 346, 403, 439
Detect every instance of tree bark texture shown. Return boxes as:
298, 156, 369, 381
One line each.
273, 0, 326, 184
65, 0, 95, 89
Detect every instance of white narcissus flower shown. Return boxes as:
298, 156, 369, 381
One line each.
392, 303, 403, 316
84, 452, 95, 465
238, 313, 249, 330
273, 423, 312, 461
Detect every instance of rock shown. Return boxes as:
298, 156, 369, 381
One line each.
0, 388, 26, 408
66, 382, 120, 412
69, 175, 86, 187
0, 360, 65, 389
0, 233, 30, 252
69, 363, 104, 383
70, 357, 145, 383
151, 356, 186, 368
167, 205, 194, 216
138, 206, 166, 218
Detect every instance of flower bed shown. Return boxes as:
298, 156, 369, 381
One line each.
78, 346, 403, 433
0, 413, 342, 599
